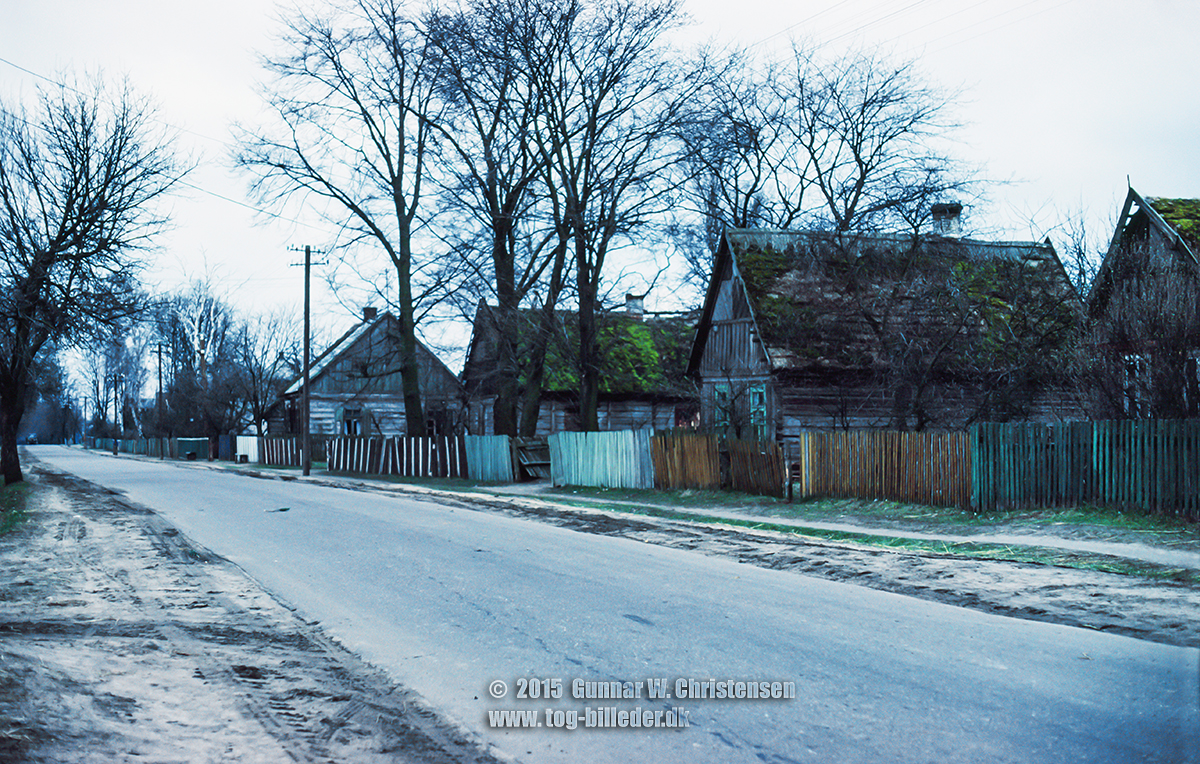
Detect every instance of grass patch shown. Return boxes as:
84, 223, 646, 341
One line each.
552, 499, 1200, 583
546, 484, 783, 509
0, 481, 34, 535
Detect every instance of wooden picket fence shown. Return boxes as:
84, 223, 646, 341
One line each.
261, 436, 302, 467
328, 435, 469, 478
790, 430, 973, 508
729, 439, 787, 497
973, 420, 1200, 519
650, 431, 720, 490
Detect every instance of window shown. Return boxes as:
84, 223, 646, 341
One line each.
748, 384, 768, 441
342, 407, 363, 435
711, 382, 769, 440
713, 383, 732, 433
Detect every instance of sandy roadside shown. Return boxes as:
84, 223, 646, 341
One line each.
2, 452, 1198, 761
0, 464, 503, 764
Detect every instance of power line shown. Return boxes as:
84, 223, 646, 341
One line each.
0, 54, 333, 237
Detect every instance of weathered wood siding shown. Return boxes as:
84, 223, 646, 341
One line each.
467, 396, 683, 437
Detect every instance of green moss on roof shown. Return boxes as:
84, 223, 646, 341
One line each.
1147, 197, 1200, 251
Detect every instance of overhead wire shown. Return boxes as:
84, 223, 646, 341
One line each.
0, 53, 332, 236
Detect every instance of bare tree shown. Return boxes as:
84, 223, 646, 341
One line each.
678, 43, 968, 283
424, 0, 564, 435
237, 308, 303, 436
0, 76, 184, 483
527, 0, 698, 430
237, 0, 446, 436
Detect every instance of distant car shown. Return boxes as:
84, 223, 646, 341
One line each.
24, 434, 37, 445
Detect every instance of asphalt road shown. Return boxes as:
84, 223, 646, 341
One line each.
29, 446, 1200, 763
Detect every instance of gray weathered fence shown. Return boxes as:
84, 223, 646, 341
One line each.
465, 435, 515, 482
549, 430, 655, 489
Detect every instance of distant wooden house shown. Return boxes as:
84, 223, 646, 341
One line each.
1087, 188, 1200, 417
462, 296, 698, 436
687, 225, 1085, 446
268, 309, 464, 437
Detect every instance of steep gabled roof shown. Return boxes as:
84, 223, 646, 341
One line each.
1089, 187, 1200, 315
283, 311, 460, 396
689, 227, 1078, 377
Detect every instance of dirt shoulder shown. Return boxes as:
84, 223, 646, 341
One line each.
0, 463, 502, 764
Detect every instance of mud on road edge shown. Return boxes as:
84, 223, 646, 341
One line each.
1, 460, 507, 764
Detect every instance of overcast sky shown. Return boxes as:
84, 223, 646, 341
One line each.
2, 0, 1198, 342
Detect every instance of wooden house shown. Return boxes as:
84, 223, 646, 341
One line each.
687, 226, 1086, 447
462, 297, 698, 436
268, 309, 464, 437
1087, 188, 1200, 417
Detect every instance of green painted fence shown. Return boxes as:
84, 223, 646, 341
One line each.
972, 420, 1200, 520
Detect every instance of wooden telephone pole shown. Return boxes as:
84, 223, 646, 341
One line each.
290, 245, 324, 476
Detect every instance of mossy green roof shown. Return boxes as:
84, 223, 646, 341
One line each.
1146, 197, 1200, 255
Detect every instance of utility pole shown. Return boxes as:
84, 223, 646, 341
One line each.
157, 343, 164, 459
290, 245, 325, 476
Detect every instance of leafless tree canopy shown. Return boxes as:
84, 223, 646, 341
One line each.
677, 43, 969, 285
0, 76, 185, 483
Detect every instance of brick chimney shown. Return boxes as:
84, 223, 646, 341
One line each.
931, 202, 963, 236
625, 293, 645, 320
362, 306, 378, 322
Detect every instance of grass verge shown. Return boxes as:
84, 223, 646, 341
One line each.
0, 481, 33, 535
538, 495, 1200, 584
547, 485, 1198, 541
